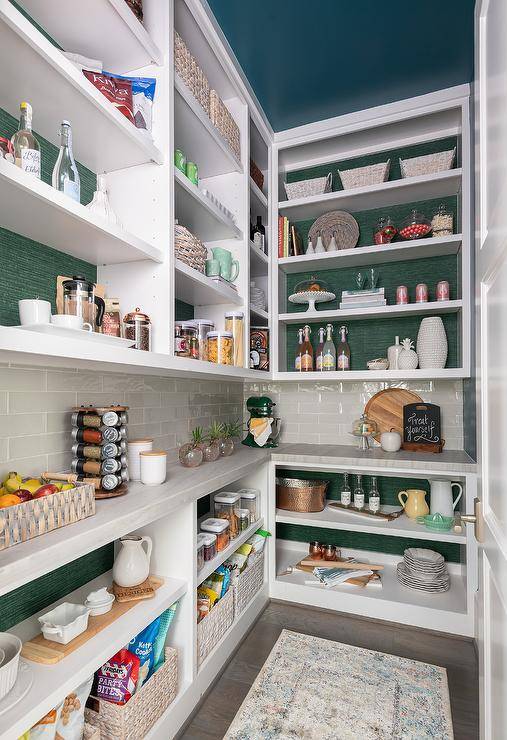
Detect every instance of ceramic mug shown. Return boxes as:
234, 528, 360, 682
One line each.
398, 489, 429, 519
140, 450, 167, 486
18, 299, 51, 325
51, 314, 93, 332
205, 259, 221, 277
211, 247, 239, 282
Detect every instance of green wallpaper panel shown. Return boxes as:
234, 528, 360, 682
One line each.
277, 524, 461, 563
0, 544, 114, 631
175, 299, 195, 322
286, 136, 459, 189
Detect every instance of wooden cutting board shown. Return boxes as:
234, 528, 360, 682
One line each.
21, 576, 163, 665
365, 388, 422, 442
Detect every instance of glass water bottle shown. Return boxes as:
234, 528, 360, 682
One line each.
52, 120, 80, 202
11, 102, 41, 178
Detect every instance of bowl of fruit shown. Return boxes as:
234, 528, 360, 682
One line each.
399, 209, 432, 240
0, 472, 73, 509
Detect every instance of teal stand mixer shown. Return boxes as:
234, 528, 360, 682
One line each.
242, 396, 281, 448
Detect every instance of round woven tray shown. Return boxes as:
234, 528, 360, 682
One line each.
276, 477, 329, 512
308, 210, 359, 251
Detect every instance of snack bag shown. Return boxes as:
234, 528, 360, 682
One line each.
216, 565, 231, 597
151, 602, 179, 676
103, 73, 156, 131
128, 616, 161, 688
246, 529, 271, 566
94, 648, 140, 705
203, 572, 224, 600
83, 71, 134, 124
28, 705, 63, 739
55, 676, 93, 739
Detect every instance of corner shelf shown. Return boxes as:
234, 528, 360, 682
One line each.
279, 299, 462, 324
250, 306, 269, 324
250, 240, 269, 277
250, 177, 268, 210
174, 74, 243, 178
197, 518, 264, 584
174, 168, 242, 242
278, 170, 462, 221
0, 0, 164, 173
175, 259, 243, 305
0, 159, 164, 264
278, 234, 463, 273
17, 0, 164, 71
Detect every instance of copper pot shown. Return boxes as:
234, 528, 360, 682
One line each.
276, 477, 329, 513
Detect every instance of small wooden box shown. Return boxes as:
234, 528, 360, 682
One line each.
0, 481, 95, 550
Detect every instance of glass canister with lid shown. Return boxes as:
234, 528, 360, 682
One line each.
224, 311, 244, 367
201, 533, 217, 561
214, 492, 241, 539
123, 307, 152, 351
193, 318, 215, 361
207, 330, 234, 365
237, 488, 260, 524
177, 321, 199, 359
431, 203, 453, 237
196, 533, 206, 571
200, 517, 230, 551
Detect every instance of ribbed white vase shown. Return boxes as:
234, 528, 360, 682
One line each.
417, 317, 448, 369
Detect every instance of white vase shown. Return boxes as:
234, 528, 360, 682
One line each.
417, 317, 448, 368
113, 535, 152, 587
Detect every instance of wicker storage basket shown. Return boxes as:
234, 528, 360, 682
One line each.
85, 648, 177, 740
84, 723, 100, 740
250, 159, 264, 190
174, 223, 207, 273
233, 554, 264, 616
338, 160, 390, 190
400, 148, 456, 178
0, 481, 95, 550
124, 0, 142, 22
174, 31, 210, 116
284, 172, 332, 201
210, 90, 241, 160
276, 477, 329, 513
197, 586, 234, 666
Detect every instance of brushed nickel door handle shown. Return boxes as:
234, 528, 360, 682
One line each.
460, 498, 484, 543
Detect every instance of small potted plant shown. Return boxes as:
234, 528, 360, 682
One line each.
219, 420, 242, 457
202, 421, 222, 462
178, 427, 205, 468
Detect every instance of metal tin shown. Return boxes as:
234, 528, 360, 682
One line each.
186, 160, 198, 185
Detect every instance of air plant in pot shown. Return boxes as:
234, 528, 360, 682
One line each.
202, 421, 223, 462
178, 427, 205, 468
219, 420, 242, 457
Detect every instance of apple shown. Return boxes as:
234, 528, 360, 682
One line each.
16, 489, 32, 502
33, 484, 59, 499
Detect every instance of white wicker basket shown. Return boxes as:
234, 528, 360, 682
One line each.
400, 148, 456, 178
284, 172, 332, 200
174, 223, 207, 273
197, 587, 234, 666
84, 723, 100, 740
338, 160, 390, 190
233, 554, 264, 616
84, 647, 177, 740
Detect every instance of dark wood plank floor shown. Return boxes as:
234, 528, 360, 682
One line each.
180, 601, 479, 740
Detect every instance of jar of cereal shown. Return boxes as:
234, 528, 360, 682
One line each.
206, 330, 234, 365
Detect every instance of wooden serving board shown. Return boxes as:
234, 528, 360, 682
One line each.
300, 559, 384, 571
365, 388, 422, 442
294, 560, 371, 587
21, 576, 163, 665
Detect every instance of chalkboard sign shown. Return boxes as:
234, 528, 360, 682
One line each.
402, 402, 444, 453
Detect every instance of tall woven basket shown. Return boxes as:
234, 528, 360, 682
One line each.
85, 647, 177, 740
197, 587, 234, 666
210, 90, 241, 160
175, 224, 207, 273
276, 477, 329, 513
233, 554, 264, 616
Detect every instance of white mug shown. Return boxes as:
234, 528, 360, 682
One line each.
140, 450, 167, 486
51, 314, 93, 332
18, 299, 51, 325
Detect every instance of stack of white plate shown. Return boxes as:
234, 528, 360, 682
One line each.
128, 438, 153, 481
250, 285, 266, 311
396, 547, 450, 593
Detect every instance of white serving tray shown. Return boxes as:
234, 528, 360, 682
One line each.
17, 324, 135, 347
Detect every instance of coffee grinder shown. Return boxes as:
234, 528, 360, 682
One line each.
242, 395, 281, 448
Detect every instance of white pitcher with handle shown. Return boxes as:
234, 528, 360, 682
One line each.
113, 535, 152, 587
430, 480, 463, 517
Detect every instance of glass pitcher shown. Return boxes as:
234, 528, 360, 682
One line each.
62, 275, 105, 331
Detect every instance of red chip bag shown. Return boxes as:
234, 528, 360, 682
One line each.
83, 71, 134, 124
95, 648, 140, 705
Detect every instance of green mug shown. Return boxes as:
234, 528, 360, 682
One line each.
211, 247, 239, 282
205, 259, 220, 277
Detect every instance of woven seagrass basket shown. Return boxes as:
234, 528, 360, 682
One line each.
174, 224, 207, 273
284, 172, 332, 201
276, 477, 329, 513
400, 148, 456, 178
338, 159, 390, 190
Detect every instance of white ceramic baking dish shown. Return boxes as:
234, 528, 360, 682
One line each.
38, 602, 90, 645
0, 633, 22, 700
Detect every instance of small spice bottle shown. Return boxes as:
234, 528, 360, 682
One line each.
236, 508, 250, 532
201, 533, 217, 562
200, 518, 230, 552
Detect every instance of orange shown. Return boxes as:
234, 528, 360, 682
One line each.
0, 493, 22, 508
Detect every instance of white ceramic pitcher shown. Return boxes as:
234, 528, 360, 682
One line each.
430, 480, 463, 517
113, 535, 152, 587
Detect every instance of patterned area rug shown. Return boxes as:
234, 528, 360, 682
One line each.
225, 630, 453, 739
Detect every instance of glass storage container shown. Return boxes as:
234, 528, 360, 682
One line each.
238, 488, 260, 524
193, 319, 215, 361
123, 307, 152, 351
200, 518, 230, 551
431, 203, 453, 237
351, 412, 378, 451
214, 492, 241, 539
373, 216, 397, 244
224, 311, 244, 367
207, 330, 233, 365
399, 209, 432, 240
196, 533, 206, 571
236, 508, 250, 532
177, 322, 198, 359
293, 275, 332, 294
201, 533, 217, 562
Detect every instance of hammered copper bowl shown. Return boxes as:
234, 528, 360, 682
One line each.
276, 477, 329, 513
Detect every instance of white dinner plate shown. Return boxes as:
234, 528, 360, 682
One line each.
0, 661, 34, 716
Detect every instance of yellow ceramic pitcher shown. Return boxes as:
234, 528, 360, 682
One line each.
398, 489, 429, 519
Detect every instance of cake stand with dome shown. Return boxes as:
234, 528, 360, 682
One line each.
288, 276, 336, 313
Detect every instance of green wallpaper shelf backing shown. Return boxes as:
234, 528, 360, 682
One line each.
0, 544, 114, 631
286, 136, 459, 189
175, 299, 195, 322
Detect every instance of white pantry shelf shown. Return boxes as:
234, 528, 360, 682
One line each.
250, 306, 269, 323
279, 299, 462, 324
278, 234, 463, 273
175, 259, 243, 306
250, 177, 268, 210
17, 0, 163, 72
174, 74, 242, 178
174, 168, 243, 242
250, 240, 269, 277
278, 170, 462, 221
0, 159, 164, 264
0, 0, 164, 173
197, 518, 264, 584
1, 571, 186, 740
274, 368, 468, 381
275, 506, 466, 544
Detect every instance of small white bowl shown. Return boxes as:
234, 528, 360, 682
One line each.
0, 633, 22, 700
39, 603, 90, 645
84, 597, 114, 617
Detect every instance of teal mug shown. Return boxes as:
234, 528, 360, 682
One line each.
211, 247, 239, 282
205, 259, 220, 277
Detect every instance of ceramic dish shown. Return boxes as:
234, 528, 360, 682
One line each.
85, 587, 115, 616
367, 358, 389, 370
39, 602, 90, 645
0, 661, 33, 716
0, 633, 22, 701
288, 291, 336, 313
416, 513, 455, 531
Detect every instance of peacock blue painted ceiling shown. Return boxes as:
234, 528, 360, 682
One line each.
207, 0, 476, 132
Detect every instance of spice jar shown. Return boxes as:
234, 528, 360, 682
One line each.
236, 508, 250, 532
431, 203, 453, 237
123, 307, 151, 351
309, 541, 323, 559
207, 330, 233, 365
193, 319, 214, 361
238, 488, 260, 524
200, 518, 230, 551
214, 492, 241, 539
196, 533, 206, 571
201, 533, 217, 561
224, 312, 244, 367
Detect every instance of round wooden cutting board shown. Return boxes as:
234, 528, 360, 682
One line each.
365, 388, 423, 442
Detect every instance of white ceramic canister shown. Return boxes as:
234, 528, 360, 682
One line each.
128, 438, 153, 481
18, 298, 51, 325
140, 450, 167, 486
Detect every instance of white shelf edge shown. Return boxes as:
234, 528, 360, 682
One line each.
174, 168, 243, 240
197, 517, 264, 584
250, 240, 269, 265
274, 368, 468, 381
175, 259, 244, 306
251, 306, 269, 320
279, 299, 462, 323
249, 177, 268, 209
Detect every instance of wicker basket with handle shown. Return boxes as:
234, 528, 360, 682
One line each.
197, 586, 234, 666
276, 477, 329, 513
174, 224, 207, 273
84, 647, 177, 740
338, 160, 390, 190
233, 553, 264, 616
284, 173, 332, 201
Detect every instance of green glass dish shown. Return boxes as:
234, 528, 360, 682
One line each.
416, 513, 454, 531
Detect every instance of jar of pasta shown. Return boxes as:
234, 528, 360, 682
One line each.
206, 330, 233, 365
225, 312, 244, 366
193, 319, 214, 361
